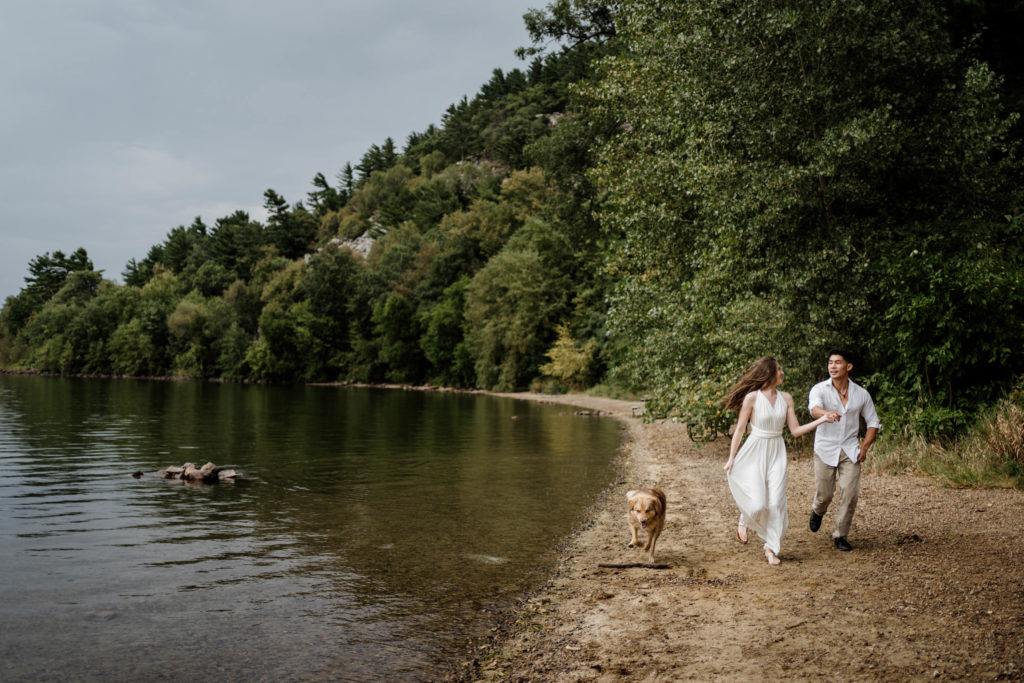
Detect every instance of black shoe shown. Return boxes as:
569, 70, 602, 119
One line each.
834, 537, 853, 552
809, 511, 822, 533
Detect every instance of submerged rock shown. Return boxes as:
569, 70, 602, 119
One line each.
84, 610, 117, 621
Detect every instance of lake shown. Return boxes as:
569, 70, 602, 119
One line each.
0, 374, 622, 681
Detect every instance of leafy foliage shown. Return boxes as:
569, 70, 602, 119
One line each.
585, 0, 1024, 425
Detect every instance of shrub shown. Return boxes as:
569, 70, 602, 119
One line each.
869, 398, 1024, 488
981, 402, 1024, 468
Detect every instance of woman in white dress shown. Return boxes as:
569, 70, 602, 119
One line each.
722, 357, 835, 565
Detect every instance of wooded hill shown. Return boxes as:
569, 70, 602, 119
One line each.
2, 0, 1023, 440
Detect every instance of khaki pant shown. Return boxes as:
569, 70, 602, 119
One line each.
812, 451, 861, 539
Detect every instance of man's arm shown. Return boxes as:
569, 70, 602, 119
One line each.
857, 427, 879, 463
857, 393, 882, 463
808, 383, 826, 418
811, 406, 840, 422
809, 383, 839, 421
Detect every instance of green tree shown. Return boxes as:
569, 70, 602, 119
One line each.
871, 219, 1024, 421
307, 172, 344, 215
69, 278, 137, 373
191, 261, 233, 297
264, 190, 317, 259
517, 0, 620, 57
166, 294, 234, 378
109, 318, 158, 376
0, 292, 38, 360
419, 276, 474, 387
246, 299, 318, 382
337, 163, 355, 202
464, 218, 573, 389
585, 0, 1022, 422
348, 165, 416, 227
163, 218, 208, 273
132, 267, 186, 374
301, 244, 362, 378
355, 138, 399, 183
372, 292, 424, 383
207, 211, 267, 281
222, 279, 262, 337
23, 248, 95, 303
16, 302, 77, 372
438, 97, 478, 162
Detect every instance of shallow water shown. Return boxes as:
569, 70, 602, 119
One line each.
0, 375, 621, 681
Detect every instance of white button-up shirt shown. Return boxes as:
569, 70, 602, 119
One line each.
808, 379, 882, 466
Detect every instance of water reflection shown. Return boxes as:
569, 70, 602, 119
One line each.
0, 375, 620, 681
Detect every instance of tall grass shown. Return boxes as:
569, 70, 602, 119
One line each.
869, 401, 1024, 488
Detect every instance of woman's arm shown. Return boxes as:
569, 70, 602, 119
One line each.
723, 392, 755, 474
785, 392, 832, 437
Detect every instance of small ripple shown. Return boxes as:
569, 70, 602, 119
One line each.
143, 543, 301, 568
10, 510, 85, 520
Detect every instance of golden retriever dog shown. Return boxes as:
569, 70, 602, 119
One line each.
627, 487, 667, 562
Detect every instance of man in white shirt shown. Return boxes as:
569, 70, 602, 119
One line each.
807, 349, 882, 551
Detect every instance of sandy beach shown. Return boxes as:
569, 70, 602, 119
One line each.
457, 392, 1024, 681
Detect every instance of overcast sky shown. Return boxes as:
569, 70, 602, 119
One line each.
0, 0, 543, 301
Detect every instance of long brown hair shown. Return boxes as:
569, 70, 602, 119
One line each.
723, 356, 779, 413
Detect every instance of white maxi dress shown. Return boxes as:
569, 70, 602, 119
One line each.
727, 390, 788, 555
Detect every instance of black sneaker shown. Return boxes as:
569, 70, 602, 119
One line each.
834, 536, 853, 551
809, 511, 822, 532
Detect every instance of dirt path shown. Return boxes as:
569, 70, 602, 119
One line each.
466, 393, 1024, 681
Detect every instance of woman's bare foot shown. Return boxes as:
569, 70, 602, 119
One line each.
764, 546, 781, 565
736, 525, 748, 544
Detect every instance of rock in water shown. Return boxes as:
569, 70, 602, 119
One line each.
155, 462, 241, 484
159, 465, 184, 479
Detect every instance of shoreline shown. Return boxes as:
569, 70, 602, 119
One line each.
448, 391, 645, 681
455, 391, 1024, 681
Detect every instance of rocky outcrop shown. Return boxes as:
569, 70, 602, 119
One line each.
157, 462, 240, 483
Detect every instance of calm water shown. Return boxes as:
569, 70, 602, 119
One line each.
0, 375, 621, 682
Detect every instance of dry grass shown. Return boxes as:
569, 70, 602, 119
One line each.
869, 400, 1024, 489
981, 402, 1024, 466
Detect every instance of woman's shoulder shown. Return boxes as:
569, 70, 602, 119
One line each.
742, 390, 759, 405
780, 390, 795, 405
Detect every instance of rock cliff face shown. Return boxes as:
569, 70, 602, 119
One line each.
319, 230, 382, 259
333, 234, 376, 257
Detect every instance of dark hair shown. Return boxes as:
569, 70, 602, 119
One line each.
827, 348, 855, 366
723, 356, 779, 413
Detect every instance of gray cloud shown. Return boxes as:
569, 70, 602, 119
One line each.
0, 0, 539, 299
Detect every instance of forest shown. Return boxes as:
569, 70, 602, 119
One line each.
2, 0, 1023, 467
